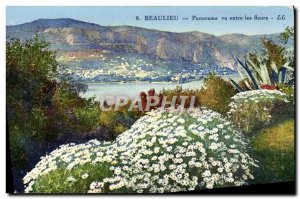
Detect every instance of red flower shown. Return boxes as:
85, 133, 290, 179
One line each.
140, 92, 147, 111
260, 84, 276, 90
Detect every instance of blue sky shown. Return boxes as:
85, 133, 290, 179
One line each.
6, 6, 294, 36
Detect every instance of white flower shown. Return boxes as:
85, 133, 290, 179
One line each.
23, 108, 258, 193
114, 167, 122, 175
217, 167, 224, 173
81, 173, 89, 179
67, 176, 77, 182
194, 162, 202, 168
217, 124, 224, 129
209, 142, 219, 150
177, 118, 185, 124
154, 147, 160, 154
202, 170, 211, 177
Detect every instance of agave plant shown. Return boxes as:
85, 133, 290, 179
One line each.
230, 57, 294, 92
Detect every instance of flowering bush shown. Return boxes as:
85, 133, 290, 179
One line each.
23, 108, 258, 193
227, 89, 292, 135
277, 84, 295, 103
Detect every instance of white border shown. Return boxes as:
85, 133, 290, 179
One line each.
0, 0, 297, 6
1, 1, 298, 198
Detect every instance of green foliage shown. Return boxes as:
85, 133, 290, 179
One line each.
231, 27, 295, 91
161, 86, 200, 108
99, 102, 141, 139
277, 83, 295, 102
74, 105, 101, 133
280, 26, 295, 69
9, 126, 29, 169
33, 163, 113, 193
52, 86, 101, 137
251, 120, 295, 183
230, 57, 294, 91
260, 38, 287, 68
8, 103, 52, 168
160, 73, 236, 115
6, 37, 102, 171
248, 37, 289, 70
7, 37, 57, 108
281, 26, 294, 45
227, 90, 293, 135
199, 73, 237, 115
249, 58, 294, 86
7, 37, 57, 135
233, 58, 260, 90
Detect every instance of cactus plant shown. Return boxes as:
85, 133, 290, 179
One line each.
230, 57, 294, 92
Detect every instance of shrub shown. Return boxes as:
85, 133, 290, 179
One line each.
99, 102, 141, 139
23, 108, 258, 193
251, 120, 295, 183
277, 84, 295, 102
6, 37, 105, 191
198, 73, 237, 115
7, 37, 59, 169
227, 89, 293, 135
161, 86, 200, 108
9, 126, 29, 169
51, 87, 102, 138
8, 107, 50, 168
73, 105, 101, 134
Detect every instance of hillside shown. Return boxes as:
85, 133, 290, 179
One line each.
6, 18, 287, 82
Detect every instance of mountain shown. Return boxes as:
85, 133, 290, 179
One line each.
6, 18, 287, 73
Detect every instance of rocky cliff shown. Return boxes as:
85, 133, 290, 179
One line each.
6, 18, 285, 70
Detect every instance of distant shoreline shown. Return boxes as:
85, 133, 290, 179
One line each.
81, 81, 176, 85
81, 80, 196, 85
80, 74, 238, 85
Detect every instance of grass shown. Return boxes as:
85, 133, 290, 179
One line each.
251, 120, 295, 184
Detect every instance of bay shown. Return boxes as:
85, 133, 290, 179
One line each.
80, 74, 240, 101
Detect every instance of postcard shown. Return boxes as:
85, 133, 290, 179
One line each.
6, 6, 295, 194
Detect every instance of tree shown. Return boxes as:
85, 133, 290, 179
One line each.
7, 37, 58, 112
260, 38, 286, 69
248, 26, 294, 71
280, 26, 295, 68
6, 37, 101, 171
281, 26, 294, 45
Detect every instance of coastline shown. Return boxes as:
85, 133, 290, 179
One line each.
80, 74, 238, 85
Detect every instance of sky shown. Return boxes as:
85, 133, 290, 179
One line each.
6, 6, 294, 36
